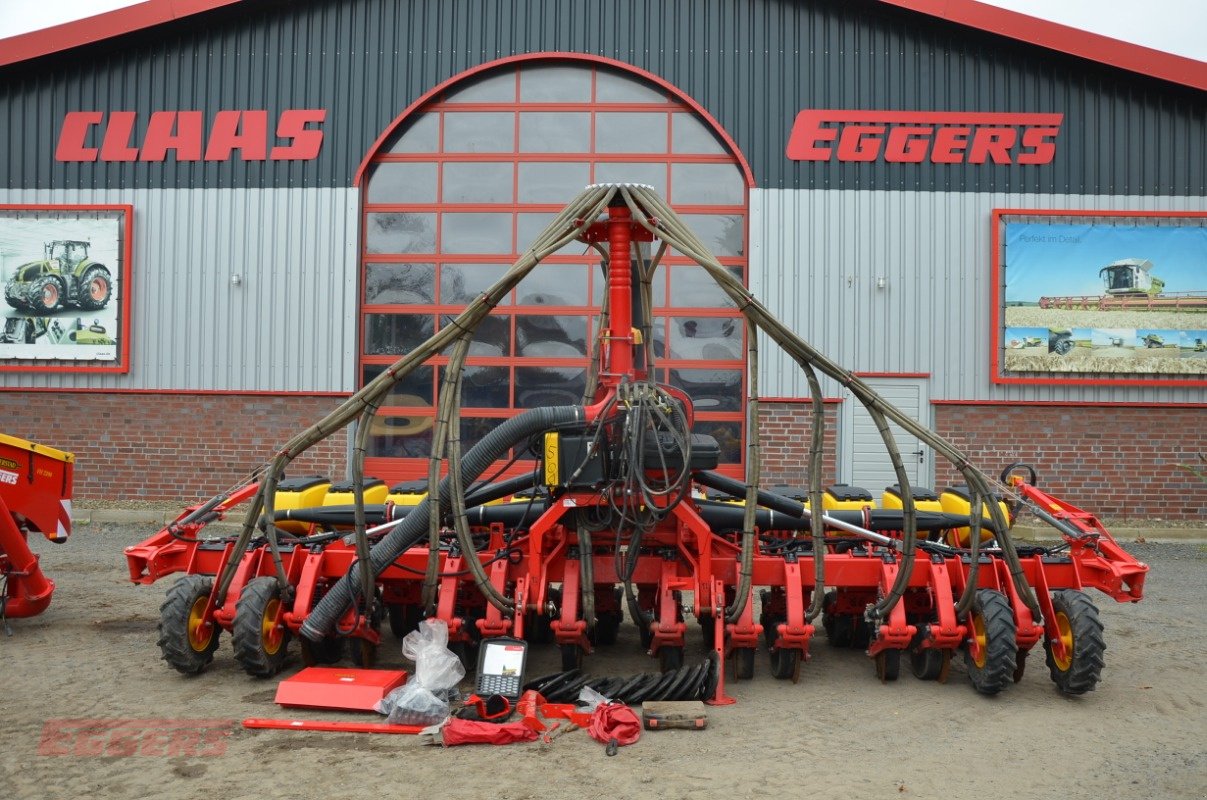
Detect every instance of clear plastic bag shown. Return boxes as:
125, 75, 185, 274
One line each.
402, 618, 466, 691
373, 618, 466, 726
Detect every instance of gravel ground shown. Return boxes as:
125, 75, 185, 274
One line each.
1, 524, 1204, 800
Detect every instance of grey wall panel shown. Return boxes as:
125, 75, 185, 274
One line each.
0, 187, 358, 392
751, 189, 1206, 404
1, 0, 1202, 194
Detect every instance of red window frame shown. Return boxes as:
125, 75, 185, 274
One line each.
358, 55, 754, 483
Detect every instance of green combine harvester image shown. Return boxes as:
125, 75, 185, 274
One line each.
4, 240, 113, 314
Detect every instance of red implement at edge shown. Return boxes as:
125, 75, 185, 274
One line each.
243, 718, 426, 735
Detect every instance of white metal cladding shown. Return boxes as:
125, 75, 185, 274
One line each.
0, 188, 358, 392
750, 190, 1207, 404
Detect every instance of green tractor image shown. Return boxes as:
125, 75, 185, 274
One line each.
1142, 333, 1165, 349
4, 240, 112, 315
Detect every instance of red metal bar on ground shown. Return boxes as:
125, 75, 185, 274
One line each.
242, 718, 427, 735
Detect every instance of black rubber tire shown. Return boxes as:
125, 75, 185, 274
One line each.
645, 669, 679, 702
733, 646, 756, 680
231, 577, 292, 677
822, 591, 855, 647
614, 673, 648, 704
387, 603, 421, 638
704, 652, 721, 700
76, 265, 112, 311
769, 646, 801, 681
1044, 590, 1106, 695
699, 614, 716, 647
349, 636, 378, 668
157, 575, 221, 675
560, 643, 583, 672
593, 611, 622, 646
624, 674, 661, 705
449, 639, 476, 672
852, 616, 873, 649
910, 647, 945, 681
875, 649, 901, 682
658, 645, 684, 673
762, 613, 783, 653
300, 635, 345, 666
964, 589, 1017, 696
29, 276, 64, 313
529, 587, 561, 644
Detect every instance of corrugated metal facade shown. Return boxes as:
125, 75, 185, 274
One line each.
750, 190, 1206, 403
2, 188, 357, 391
1, 0, 1203, 194
0, 0, 1203, 398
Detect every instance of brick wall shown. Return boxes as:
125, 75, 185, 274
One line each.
3, 392, 1202, 520
756, 401, 840, 488
0, 393, 347, 502
933, 405, 1206, 519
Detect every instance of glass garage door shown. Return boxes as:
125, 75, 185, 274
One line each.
360, 59, 750, 481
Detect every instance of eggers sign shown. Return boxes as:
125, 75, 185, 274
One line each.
786, 110, 1062, 164
55, 109, 327, 162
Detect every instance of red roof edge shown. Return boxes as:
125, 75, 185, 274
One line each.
0, 0, 244, 68
878, 0, 1207, 92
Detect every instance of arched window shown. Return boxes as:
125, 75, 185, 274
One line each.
359, 56, 751, 481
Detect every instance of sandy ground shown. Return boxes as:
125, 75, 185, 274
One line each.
1, 524, 1204, 800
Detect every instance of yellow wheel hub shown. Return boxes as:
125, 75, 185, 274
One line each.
1052, 611, 1073, 671
970, 613, 988, 669
187, 596, 213, 652
261, 598, 284, 655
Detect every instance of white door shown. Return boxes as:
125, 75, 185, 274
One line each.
840, 378, 932, 495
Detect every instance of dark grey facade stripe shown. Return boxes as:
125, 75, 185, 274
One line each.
1, 0, 1204, 194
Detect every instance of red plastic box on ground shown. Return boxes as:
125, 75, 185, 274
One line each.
274, 667, 408, 712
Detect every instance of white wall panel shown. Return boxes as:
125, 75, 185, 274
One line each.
0, 188, 358, 392
750, 189, 1206, 404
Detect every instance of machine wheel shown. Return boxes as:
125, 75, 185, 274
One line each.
157, 575, 221, 675
29, 276, 64, 313
852, 616, 873, 649
387, 603, 421, 638
769, 647, 801, 681
77, 266, 112, 311
910, 647, 945, 681
1044, 590, 1106, 695
300, 635, 345, 666
732, 646, 756, 680
449, 637, 477, 671
560, 643, 583, 672
349, 636, 378, 668
964, 589, 1017, 696
874, 649, 901, 682
231, 577, 292, 677
658, 645, 684, 673
593, 610, 622, 646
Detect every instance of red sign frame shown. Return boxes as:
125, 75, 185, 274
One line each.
990, 208, 1207, 388
0, 204, 134, 375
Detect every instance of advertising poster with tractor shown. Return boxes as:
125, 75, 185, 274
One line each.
0, 206, 131, 371
997, 212, 1207, 383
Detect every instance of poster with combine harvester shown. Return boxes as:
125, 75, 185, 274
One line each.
0, 205, 132, 373
993, 210, 1207, 386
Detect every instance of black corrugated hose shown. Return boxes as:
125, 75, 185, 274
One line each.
300, 405, 584, 641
